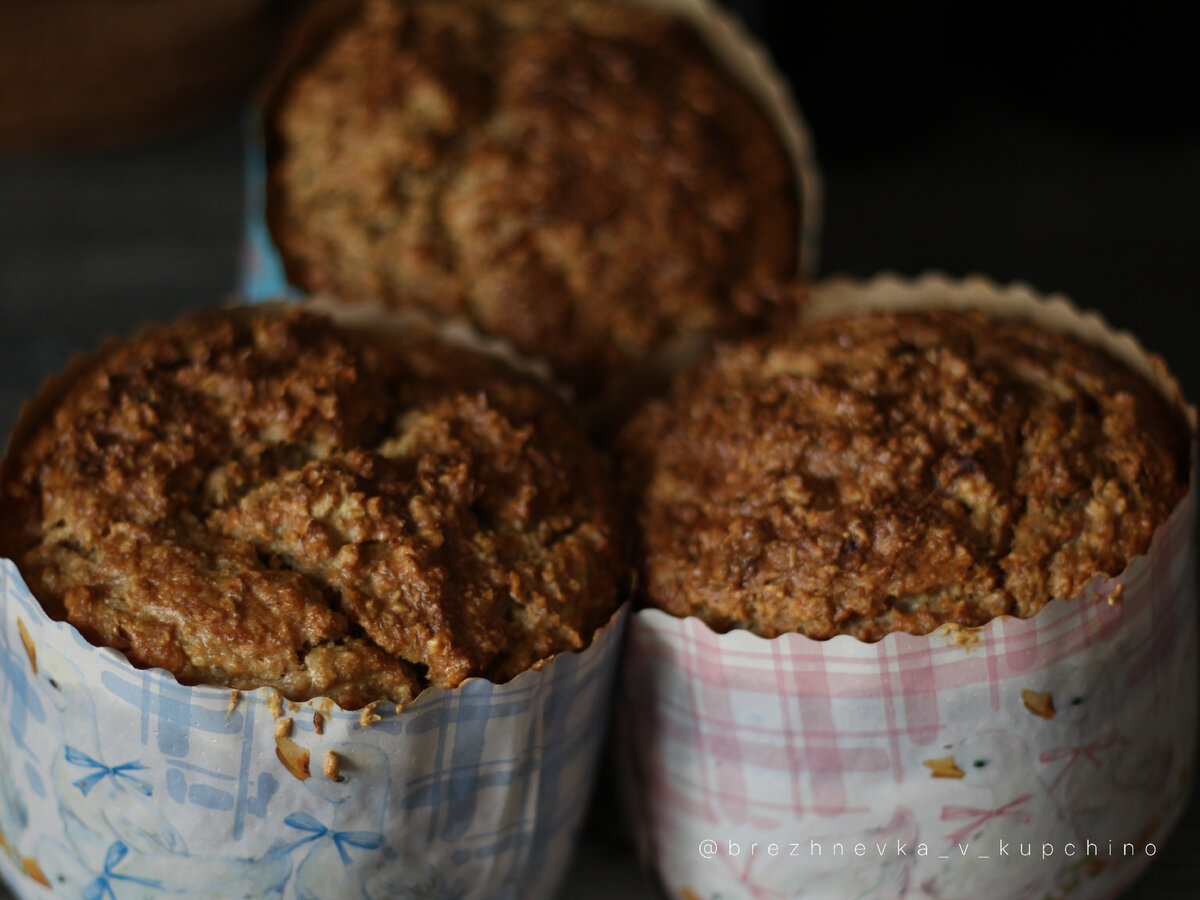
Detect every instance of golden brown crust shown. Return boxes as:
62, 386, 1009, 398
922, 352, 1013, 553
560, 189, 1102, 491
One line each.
265, 0, 798, 396
619, 309, 1190, 640
1, 309, 622, 707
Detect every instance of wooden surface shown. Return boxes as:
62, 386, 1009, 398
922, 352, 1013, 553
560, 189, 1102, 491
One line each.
0, 69, 1198, 900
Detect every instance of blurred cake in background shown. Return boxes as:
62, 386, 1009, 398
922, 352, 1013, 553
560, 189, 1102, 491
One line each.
263, 0, 805, 407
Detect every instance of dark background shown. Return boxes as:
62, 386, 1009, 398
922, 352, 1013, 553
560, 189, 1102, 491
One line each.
0, 2, 1197, 896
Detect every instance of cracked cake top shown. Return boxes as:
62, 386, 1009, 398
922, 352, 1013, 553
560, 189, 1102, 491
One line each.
265, 0, 799, 398
0, 307, 622, 708
619, 308, 1190, 640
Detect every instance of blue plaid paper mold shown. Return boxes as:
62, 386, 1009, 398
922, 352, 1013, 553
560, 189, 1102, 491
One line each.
0, 559, 627, 900
239, 108, 295, 305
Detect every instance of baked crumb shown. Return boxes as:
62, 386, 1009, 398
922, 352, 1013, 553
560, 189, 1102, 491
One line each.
275, 734, 310, 781
1021, 689, 1056, 719
323, 750, 342, 782
938, 623, 981, 650
16, 618, 35, 674
359, 702, 382, 728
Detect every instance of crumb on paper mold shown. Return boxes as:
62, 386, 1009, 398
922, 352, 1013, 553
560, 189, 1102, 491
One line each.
313, 711, 324, 735
323, 750, 342, 782
1022, 689, 1057, 719
21, 857, 50, 887
1098, 582, 1126, 607
359, 702, 382, 727
938, 622, 981, 650
275, 734, 310, 781
924, 755, 966, 779
227, 690, 241, 718
16, 617, 36, 673
287, 701, 301, 714
268, 691, 285, 720
274, 717, 293, 739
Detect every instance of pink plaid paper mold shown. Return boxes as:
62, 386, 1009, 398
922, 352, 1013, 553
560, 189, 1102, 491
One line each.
617, 274, 1198, 900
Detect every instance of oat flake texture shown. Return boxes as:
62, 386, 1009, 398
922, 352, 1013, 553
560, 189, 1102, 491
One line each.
0, 308, 622, 708
266, 0, 800, 397
620, 308, 1189, 639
